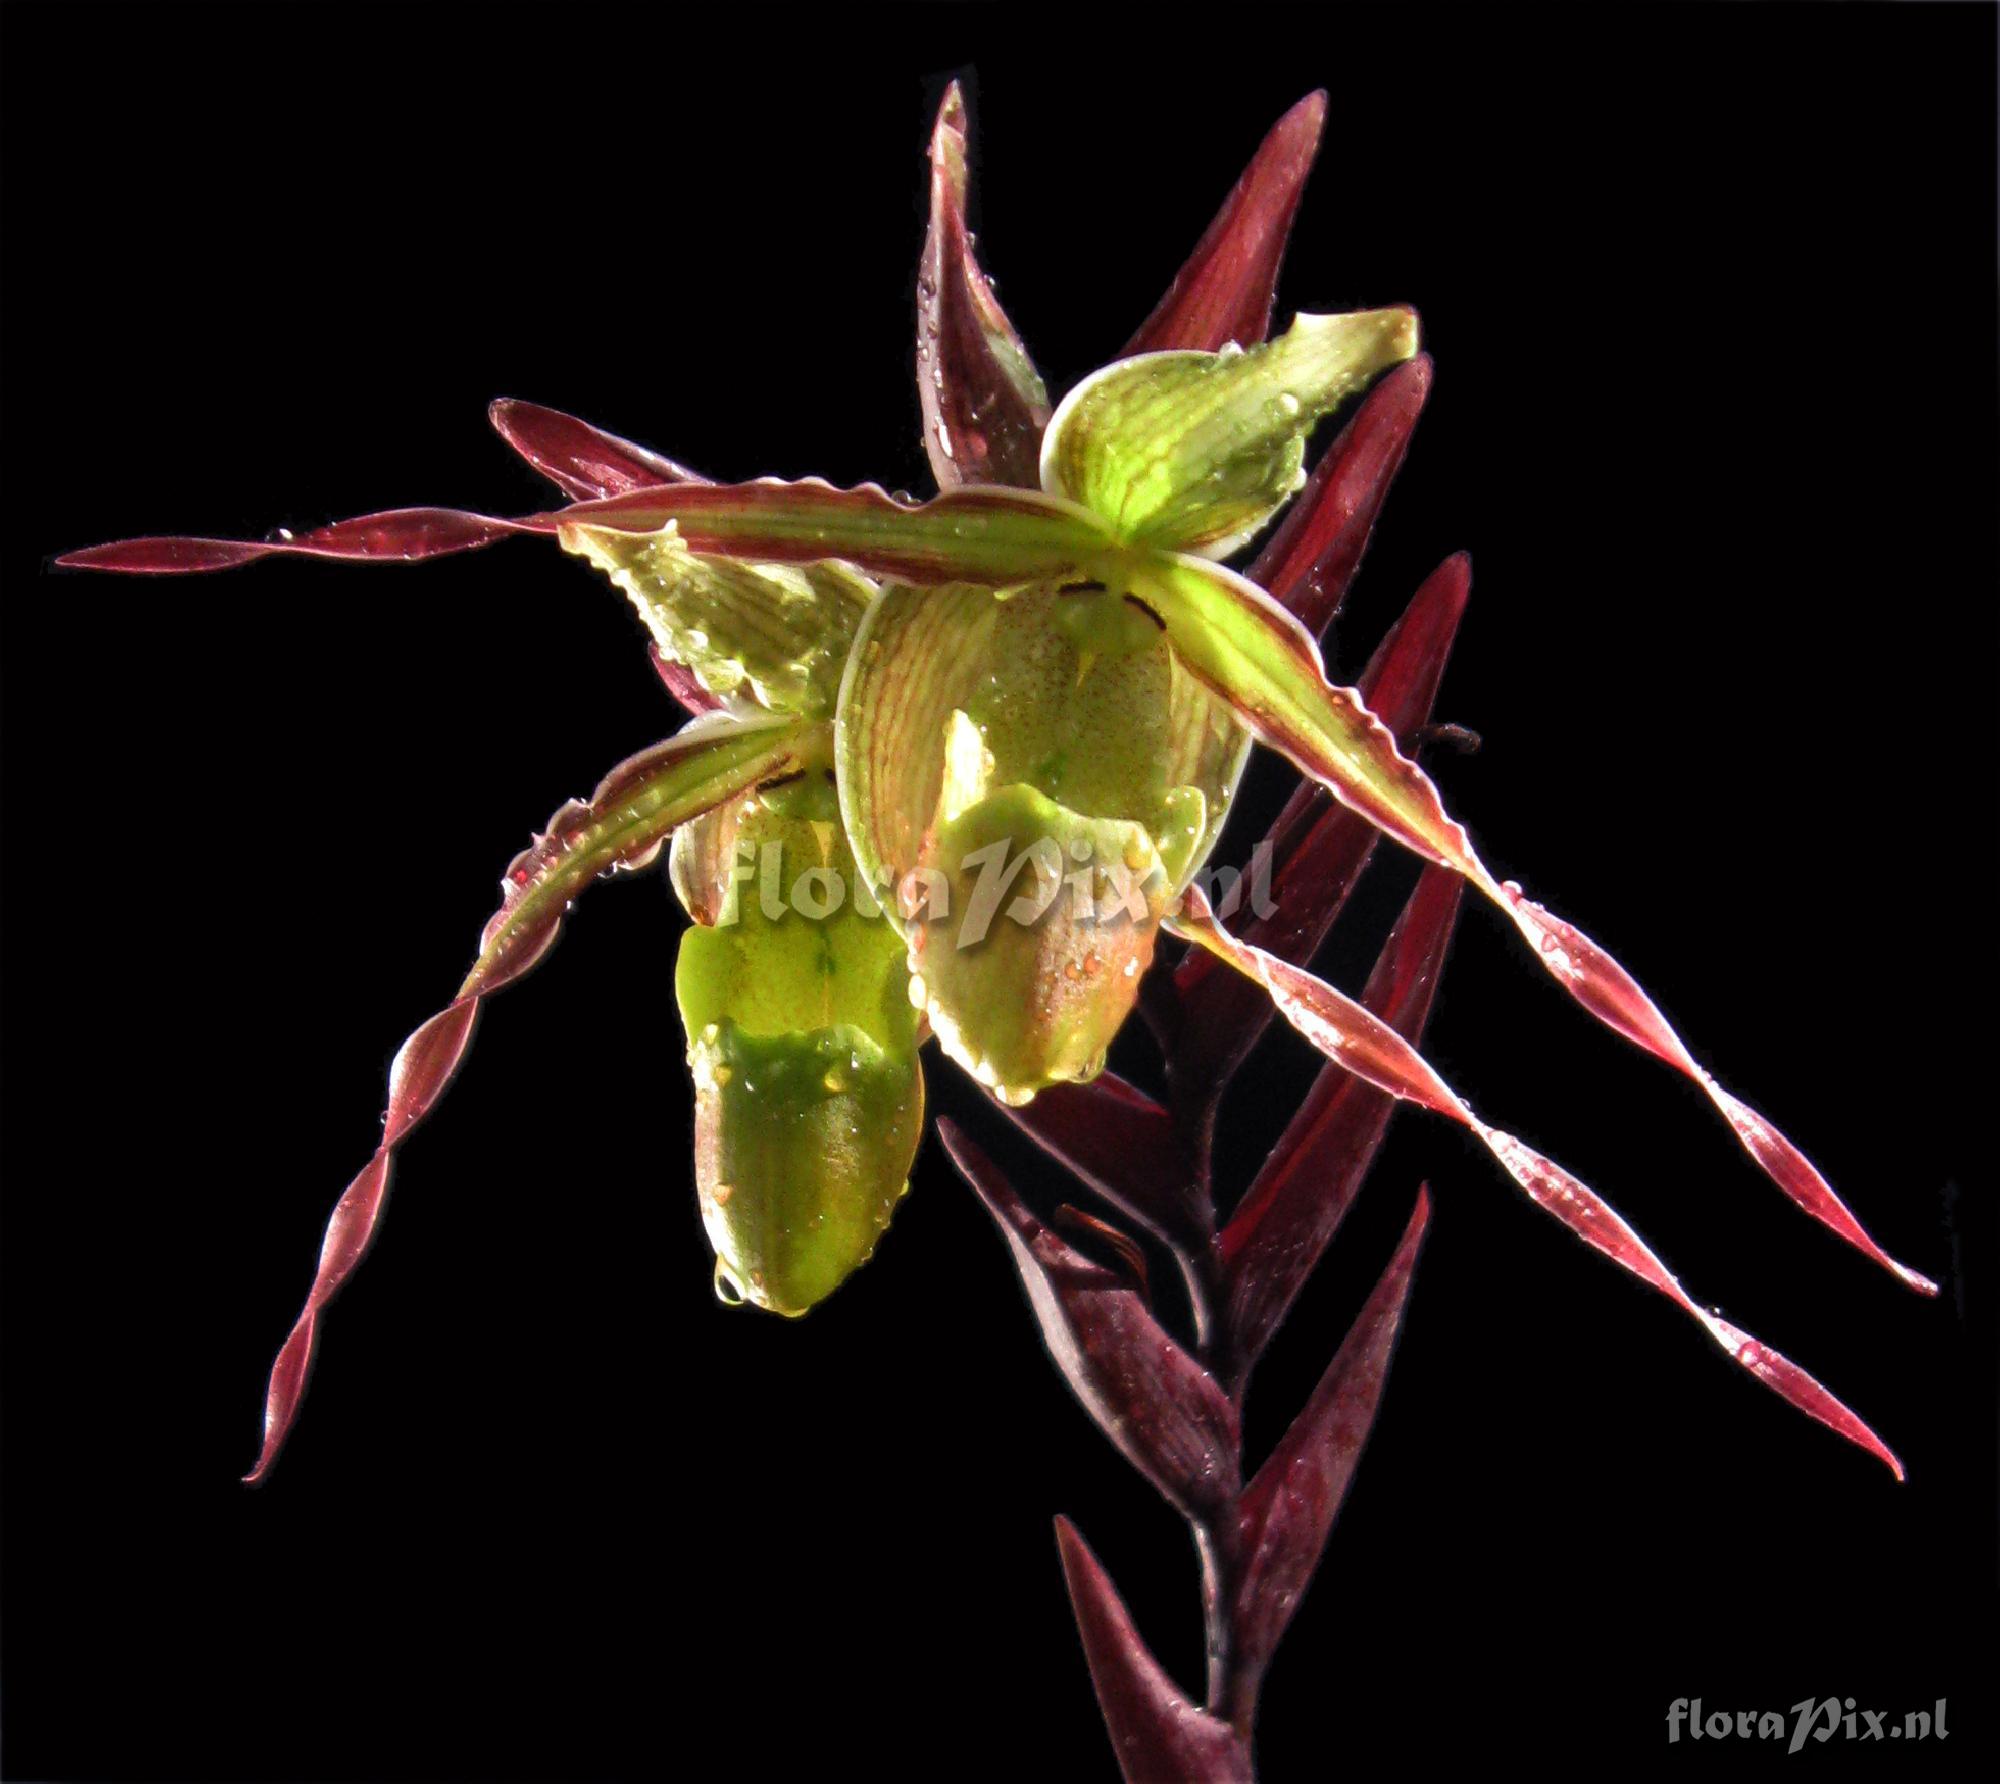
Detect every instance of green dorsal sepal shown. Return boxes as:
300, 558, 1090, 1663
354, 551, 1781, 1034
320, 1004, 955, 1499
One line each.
1040, 306, 1420, 557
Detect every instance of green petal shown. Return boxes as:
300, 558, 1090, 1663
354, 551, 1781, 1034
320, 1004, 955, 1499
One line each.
465, 711, 815, 999
562, 522, 872, 716
1041, 308, 1420, 556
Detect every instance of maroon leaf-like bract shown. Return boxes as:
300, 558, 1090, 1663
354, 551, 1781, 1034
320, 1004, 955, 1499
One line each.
1055, 1517, 1253, 1784
1251, 355, 1434, 637
917, 83, 1051, 491
1123, 90, 1328, 357
1221, 867, 1463, 1381
993, 1072, 1205, 1252
488, 397, 708, 502
941, 1121, 1240, 1519
1173, 551, 1472, 1096
646, 644, 722, 716
244, 720, 804, 1480
1225, 1189, 1429, 1701
484, 401, 725, 712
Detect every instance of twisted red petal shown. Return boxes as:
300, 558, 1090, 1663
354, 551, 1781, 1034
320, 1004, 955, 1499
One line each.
1144, 551, 1934, 1297
62, 478, 1103, 588
1499, 890, 1938, 1296
1123, 91, 1328, 355
488, 398, 709, 501
243, 717, 807, 1480
1168, 886, 1906, 1478
57, 506, 540, 573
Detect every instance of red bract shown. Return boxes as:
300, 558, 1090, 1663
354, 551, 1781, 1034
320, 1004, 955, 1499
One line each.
56, 80, 1932, 1781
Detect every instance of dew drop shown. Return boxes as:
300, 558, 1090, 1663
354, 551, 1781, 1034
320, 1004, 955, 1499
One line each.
713, 1259, 746, 1307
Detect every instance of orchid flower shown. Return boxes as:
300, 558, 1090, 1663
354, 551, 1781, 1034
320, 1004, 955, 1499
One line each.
60, 79, 1928, 1536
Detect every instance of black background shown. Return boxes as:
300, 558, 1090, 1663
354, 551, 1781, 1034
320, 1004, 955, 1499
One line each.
3, 5, 1995, 1780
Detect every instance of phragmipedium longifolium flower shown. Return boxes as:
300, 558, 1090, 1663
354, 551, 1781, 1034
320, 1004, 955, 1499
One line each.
61, 82, 1926, 1521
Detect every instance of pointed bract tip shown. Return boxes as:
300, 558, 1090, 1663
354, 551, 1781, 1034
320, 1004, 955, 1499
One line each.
486, 396, 534, 447
1283, 88, 1329, 139
936, 1118, 1003, 1219
931, 81, 968, 157
1897, 1262, 1941, 1298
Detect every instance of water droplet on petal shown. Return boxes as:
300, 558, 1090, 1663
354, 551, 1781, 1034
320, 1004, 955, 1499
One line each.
713, 1259, 746, 1307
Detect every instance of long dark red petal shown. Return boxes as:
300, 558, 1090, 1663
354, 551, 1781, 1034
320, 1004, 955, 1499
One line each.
1220, 869, 1462, 1376
1498, 888, 1938, 1296
1168, 885, 1906, 1478
994, 1072, 1203, 1252
61, 479, 1102, 588
1227, 1190, 1429, 1686
942, 1121, 1239, 1519
1173, 552, 1471, 1090
56, 506, 541, 573
1149, 548, 1935, 1299
488, 398, 709, 502
244, 717, 806, 1480
1054, 1518, 1253, 1784
917, 82, 1051, 490
1247, 356, 1434, 635
1123, 91, 1327, 355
